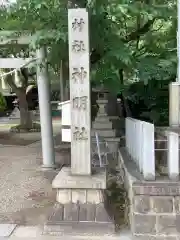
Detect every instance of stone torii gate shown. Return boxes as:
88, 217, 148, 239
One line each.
0, 32, 55, 169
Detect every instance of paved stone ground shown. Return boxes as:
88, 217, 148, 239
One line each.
0, 224, 132, 239
0, 120, 69, 226
0, 119, 131, 239
0, 145, 64, 225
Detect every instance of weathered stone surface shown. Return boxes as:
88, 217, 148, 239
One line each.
133, 183, 180, 196
43, 222, 115, 236
69, 9, 91, 176
94, 116, 110, 122
79, 203, 96, 222
78, 204, 87, 222
95, 203, 112, 223
0, 224, 17, 237
64, 203, 79, 222
174, 197, 180, 213
134, 196, 150, 213
93, 121, 112, 129
132, 214, 156, 234
56, 189, 71, 204
11, 226, 42, 238
119, 145, 180, 239
91, 129, 116, 138
157, 215, 177, 235
175, 215, 180, 233
47, 203, 64, 223
152, 197, 173, 213
52, 167, 106, 189
71, 190, 86, 204
133, 235, 177, 240
86, 189, 103, 204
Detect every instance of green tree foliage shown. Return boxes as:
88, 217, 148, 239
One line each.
0, 0, 177, 125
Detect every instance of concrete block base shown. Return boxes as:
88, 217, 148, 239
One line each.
50, 167, 114, 228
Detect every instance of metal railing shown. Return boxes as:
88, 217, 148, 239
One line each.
91, 132, 109, 168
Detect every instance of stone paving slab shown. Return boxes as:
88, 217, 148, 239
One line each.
9, 225, 132, 239
11, 226, 42, 238
44, 223, 117, 236
9, 236, 132, 240
0, 224, 17, 237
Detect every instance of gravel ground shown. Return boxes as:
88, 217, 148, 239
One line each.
0, 145, 66, 225
0, 120, 70, 225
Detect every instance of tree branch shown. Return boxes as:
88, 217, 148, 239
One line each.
90, 19, 156, 65
125, 19, 155, 42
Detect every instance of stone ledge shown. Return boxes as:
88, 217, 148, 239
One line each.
44, 222, 115, 236
52, 167, 106, 189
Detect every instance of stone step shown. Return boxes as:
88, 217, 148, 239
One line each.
93, 121, 112, 129
92, 129, 116, 138
95, 116, 109, 122
95, 115, 119, 123
44, 222, 117, 237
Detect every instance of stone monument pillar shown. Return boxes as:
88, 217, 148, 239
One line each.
50, 9, 112, 230
69, 8, 91, 176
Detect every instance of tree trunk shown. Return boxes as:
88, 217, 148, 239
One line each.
3, 68, 33, 129
62, 61, 70, 100
59, 61, 64, 102
119, 69, 132, 117
17, 89, 33, 128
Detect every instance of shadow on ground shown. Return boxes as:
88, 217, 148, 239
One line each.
0, 132, 41, 146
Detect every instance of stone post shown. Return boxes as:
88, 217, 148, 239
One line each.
36, 47, 56, 169
169, 82, 180, 127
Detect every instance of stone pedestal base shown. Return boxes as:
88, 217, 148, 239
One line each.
47, 167, 113, 229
